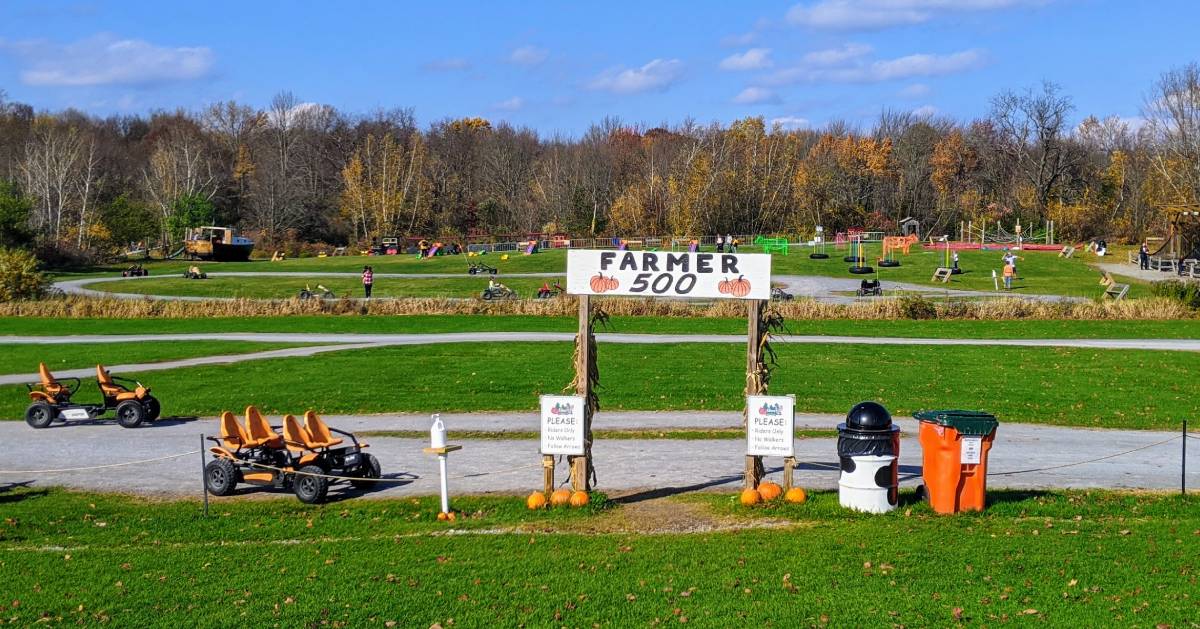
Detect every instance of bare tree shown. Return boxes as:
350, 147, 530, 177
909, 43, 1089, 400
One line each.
989, 81, 1075, 210
1144, 63, 1200, 205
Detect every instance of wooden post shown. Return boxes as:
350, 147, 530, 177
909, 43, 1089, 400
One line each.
783, 457, 796, 491
542, 455, 555, 495
744, 299, 766, 490
570, 294, 593, 491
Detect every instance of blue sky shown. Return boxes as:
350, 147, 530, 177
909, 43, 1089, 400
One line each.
1, 0, 1197, 135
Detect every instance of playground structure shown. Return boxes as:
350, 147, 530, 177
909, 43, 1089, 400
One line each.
809, 226, 829, 259
848, 236, 874, 274
879, 234, 916, 268
958, 218, 1054, 248
754, 235, 789, 255
1149, 206, 1200, 262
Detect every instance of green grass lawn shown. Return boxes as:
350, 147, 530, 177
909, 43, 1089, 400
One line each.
4, 314, 1200, 339
86, 276, 564, 299
1, 341, 1193, 429
0, 488, 1195, 626
57, 245, 1151, 299
0, 341, 304, 376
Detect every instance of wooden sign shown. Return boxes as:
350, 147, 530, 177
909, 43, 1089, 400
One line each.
539, 395, 585, 455
567, 250, 771, 300
746, 395, 795, 457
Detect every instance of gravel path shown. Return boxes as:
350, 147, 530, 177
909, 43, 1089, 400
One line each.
0, 411, 1193, 498
4, 331, 1196, 386
55, 271, 1082, 304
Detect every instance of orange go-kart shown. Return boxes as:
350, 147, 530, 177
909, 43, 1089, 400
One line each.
204, 406, 380, 503
25, 363, 161, 429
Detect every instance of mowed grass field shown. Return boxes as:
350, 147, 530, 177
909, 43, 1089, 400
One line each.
0, 342, 305, 376
1, 341, 1194, 429
62, 244, 1155, 299
5, 315, 1200, 339
87, 276, 564, 299
0, 488, 1195, 626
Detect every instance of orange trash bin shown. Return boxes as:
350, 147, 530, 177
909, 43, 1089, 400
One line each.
914, 410, 999, 514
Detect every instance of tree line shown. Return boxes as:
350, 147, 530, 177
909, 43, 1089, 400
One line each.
2, 63, 1199, 262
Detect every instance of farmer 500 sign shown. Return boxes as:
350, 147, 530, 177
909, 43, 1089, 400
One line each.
567, 250, 771, 300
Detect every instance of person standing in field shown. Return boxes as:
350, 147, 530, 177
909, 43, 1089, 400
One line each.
716, 234, 724, 252
1139, 242, 1150, 270
362, 265, 373, 299
1002, 262, 1015, 290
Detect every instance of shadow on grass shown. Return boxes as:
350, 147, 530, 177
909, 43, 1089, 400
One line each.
36, 415, 201, 429
220, 471, 420, 503
0, 481, 48, 503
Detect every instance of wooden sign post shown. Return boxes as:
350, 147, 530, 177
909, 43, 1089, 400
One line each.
745, 299, 766, 489
570, 294, 594, 491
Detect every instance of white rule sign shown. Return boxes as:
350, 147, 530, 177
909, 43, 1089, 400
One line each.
746, 395, 795, 457
540, 395, 585, 455
961, 436, 983, 465
567, 250, 771, 300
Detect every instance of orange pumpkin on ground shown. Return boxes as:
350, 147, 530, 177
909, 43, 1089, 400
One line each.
569, 491, 590, 508
739, 488, 762, 506
550, 488, 572, 507
437, 511, 448, 521
785, 487, 808, 504
758, 481, 783, 501
526, 491, 548, 510
447, 511, 457, 521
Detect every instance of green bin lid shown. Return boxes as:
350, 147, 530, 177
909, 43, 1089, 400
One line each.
913, 409, 998, 436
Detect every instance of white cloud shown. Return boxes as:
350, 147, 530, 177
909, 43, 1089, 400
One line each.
720, 48, 773, 71
786, 0, 1049, 30
898, 83, 930, 98
733, 87, 779, 105
720, 31, 758, 47
423, 57, 470, 72
492, 96, 525, 111
770, 116, 810, 131
0, 34, 213, 86
509, 45, 548, 66
912, 104, 938, 117
588, 59, 685, 94
767, 47, 984, 84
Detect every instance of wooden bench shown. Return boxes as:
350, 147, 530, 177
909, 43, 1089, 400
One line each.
931, 267, 953, 283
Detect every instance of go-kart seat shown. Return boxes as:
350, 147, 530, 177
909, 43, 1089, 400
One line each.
219, 411, 253, 450
37, 362, 70, 402
244, 406, 284, 449
303, 411, 344, 448
283, 414, 321, 454
96, 365, 143, 401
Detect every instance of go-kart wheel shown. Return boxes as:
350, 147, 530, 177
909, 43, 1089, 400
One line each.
468, 268, 477, 275
481, 291, 493, 301
350, 454, 382, 489
205, 458, 238, 496
293, 465, 329, 504
809, 253, 829, 259
25, 402, 56, 428
116, 399, 146, 428
878, 260, 900, 267
142, 395, 161, 421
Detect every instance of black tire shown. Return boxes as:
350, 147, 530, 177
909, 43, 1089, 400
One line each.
116, 400, 146, 428
848, 266, 875, 275
481, 290, 493, 301
350, 453, 382, 489
843, 256, 862, 263
294, 464, 330, 504
878, 260, 900, 267
142, 395, 161, 421
299, 290, 313, 300
25, 402, 56, 428
205, 458, 238, 496
468, 268, 477, 275
809, 253, 829, 259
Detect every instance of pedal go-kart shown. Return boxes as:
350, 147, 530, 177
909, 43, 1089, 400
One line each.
121, 264, 149, 277
856, 279, 882, 297
480, 284, 517, 300
467, 262, 498, 276
298, 283, 336, 300
25, 363, 161, 428
535, 283, 565, 299
770, 286, 794, 301
204, 406, 381, 504
183, 265, 208, 279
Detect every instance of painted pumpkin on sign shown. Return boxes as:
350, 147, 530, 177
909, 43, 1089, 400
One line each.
590, 273, 618, 293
